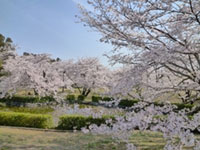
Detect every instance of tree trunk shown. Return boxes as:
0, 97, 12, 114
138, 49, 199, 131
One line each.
33, 89, 39, 96
81, 88, 91, 97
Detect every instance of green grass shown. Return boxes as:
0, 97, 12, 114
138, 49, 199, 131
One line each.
0, 127, 125, 150
0, 127, 183, 150
0, 127, 161, 150
64, 88, 104, 102
0, 127, 200, 150
130, 131, 165, 150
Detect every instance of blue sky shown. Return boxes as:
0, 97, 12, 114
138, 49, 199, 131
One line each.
0, 0, 112, 65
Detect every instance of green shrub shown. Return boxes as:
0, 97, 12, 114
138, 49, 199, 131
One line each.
66, 95, 75, 103
118, 99, 139, 108
153, 102, 164, 107
40, 96, 55, 103
78, 104, 90, 109
92, 96, 102, 103
57, 115, 113, 130
173, 103, 194, 110
117, 100, 194, 110
0, 71, 10, 77
0, 96, 38, 103
0, 102, 6, 107
102, 97, 113, 102
0, 112, 53, 128
77, 95, 85, 102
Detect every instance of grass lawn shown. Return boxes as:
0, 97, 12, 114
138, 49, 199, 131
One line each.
0, 126, 167, 150
0, 106, 54, 114
0, 126, 199, 150
0, 126, 124, 150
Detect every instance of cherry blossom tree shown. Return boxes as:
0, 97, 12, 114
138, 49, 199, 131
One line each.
107, 66, 145, 100
64, 57, 110, 97
51, 59, 74, 92
0, 53, 111, 100
78, 0, 200, 103
81, 101, 200, 150
76, 0, 200, 149
0, 53, 63, 98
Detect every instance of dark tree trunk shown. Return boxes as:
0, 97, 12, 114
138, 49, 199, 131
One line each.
81, 88, 91, 97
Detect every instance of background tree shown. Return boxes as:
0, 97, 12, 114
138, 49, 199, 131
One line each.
107, 66, 144, 100
65, 57, 110, 97
0, 53, 63, 98
0, 34, 15, 78
52, 59, 74, 93
0, 34, 13, 47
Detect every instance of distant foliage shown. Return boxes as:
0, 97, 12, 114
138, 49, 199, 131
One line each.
0, 34, 13, 47
0, 96, 55, 103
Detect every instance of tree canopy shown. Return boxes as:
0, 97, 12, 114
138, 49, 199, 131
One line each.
78, 0, 200, 103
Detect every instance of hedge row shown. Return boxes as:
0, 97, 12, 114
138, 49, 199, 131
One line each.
172, 103, 194, 110
0, 110, 196, 130
91, 96, 114, 102
118, 99, 139, 108
66, 95, 194, 110
0, 112, 53, 129
65, 95, 86, 103
57, 115, 113, 130
0, 96, 55, 103
1, 95, 194, 111
0, 112, 112, 130
118, 100, 194, 110
65, 95, 114, 103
